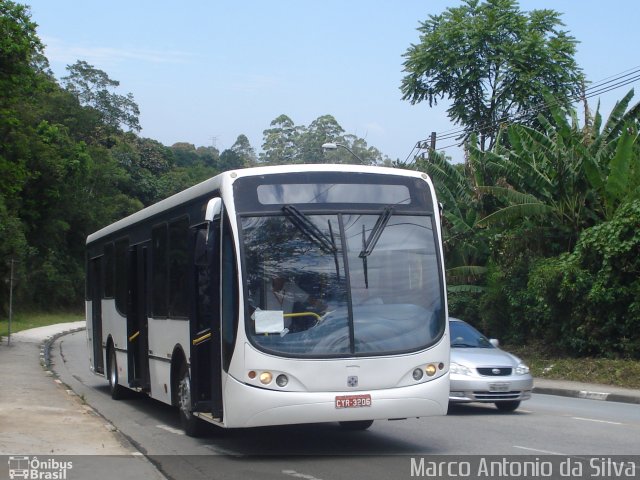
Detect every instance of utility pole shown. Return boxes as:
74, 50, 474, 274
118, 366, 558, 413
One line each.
8, 258, 15, 346
428, 131, 437, 162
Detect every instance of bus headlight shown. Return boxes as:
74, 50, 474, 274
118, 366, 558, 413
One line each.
259, 371, 273, 384
412, 368, 424, 381
425, 364, 437, 376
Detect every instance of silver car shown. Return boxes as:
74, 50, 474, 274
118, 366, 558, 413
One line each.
449, 318, 533, 411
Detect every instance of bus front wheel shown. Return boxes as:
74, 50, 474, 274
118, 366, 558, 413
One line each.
177, 363, 204, 437
338, 420, 374, 431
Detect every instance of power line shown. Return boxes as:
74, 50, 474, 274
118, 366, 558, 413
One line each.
435, 68, 640, 143
407, 65, 640, 158
433, 65, 640, 141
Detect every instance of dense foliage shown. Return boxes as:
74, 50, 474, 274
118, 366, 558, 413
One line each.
403, 0, 639, 358
420, 95, 640, 357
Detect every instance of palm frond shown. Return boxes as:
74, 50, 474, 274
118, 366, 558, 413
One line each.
447, 284, 485, 294
477, 202, 552, 227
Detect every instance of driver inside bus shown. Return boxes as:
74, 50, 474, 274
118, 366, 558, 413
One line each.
266, 275, 326, 332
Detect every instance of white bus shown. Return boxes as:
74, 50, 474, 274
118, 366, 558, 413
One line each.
85, 164, 449, 435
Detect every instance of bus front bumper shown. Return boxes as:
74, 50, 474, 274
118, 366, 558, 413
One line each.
221, 373, 449, 428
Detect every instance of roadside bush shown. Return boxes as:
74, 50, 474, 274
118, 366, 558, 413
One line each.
524, 199, 640, 357
559, 199, 640, 357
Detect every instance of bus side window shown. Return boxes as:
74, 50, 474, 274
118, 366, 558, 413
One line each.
152, 224, 168, 317
103, 242, 114, 299
114, 238, 128, 315
168, 217, 189, 318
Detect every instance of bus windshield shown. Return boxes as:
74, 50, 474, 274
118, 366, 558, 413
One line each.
242, 210, 444, 357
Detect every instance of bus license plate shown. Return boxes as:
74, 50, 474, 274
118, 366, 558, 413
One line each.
335, 394, 372, 409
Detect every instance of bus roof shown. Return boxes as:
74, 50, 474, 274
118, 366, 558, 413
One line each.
86, 164, 426, 245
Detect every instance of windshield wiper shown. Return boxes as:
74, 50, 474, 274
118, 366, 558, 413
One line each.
282, 205, 337, 254
359, 206, 393, 288
451, 343, 477, 348
359, 206, 393, 258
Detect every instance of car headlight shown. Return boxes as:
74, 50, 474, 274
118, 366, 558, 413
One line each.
450, 362, 472, 376
515, 363, 530, 375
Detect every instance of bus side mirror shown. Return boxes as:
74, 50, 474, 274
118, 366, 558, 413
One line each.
205, 198, 222, 222
195, 198, 223, 266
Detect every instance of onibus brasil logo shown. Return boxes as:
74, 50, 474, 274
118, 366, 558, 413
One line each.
8, 456, 73, 480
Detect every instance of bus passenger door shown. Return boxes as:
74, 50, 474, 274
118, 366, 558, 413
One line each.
90, 257, 104, 374
190, 213, 223, 418
127, 244, 150, 391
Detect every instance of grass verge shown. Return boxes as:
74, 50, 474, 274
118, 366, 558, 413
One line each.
508, 345, 640, 390
0, 311, 84, 339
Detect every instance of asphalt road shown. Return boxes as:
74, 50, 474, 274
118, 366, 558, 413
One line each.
52, 330, 640, 480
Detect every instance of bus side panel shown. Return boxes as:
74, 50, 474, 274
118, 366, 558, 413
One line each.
147, 317, 190, 405
85, 301, 95, 372
101, 299, 129, 384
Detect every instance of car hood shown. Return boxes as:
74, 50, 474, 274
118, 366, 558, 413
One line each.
451, 347, 521, 367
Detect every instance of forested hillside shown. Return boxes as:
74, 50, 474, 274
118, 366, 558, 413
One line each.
0, 1, 388, 313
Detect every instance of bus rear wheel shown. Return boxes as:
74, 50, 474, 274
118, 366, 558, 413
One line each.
177, 363, 204, 437
338, 420, 374, 431
107, 346, 127, 400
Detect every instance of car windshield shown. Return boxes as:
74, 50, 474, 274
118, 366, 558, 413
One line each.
242, 212, 444, 357
449, 320, 493, 348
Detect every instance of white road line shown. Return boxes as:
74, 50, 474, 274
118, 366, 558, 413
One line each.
282, 470, 324, 480
513, 445, 567, 455
572, 416, 622, 425
156, 424, 185, 435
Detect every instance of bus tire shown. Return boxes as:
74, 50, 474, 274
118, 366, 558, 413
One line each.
177, 363, 204, 437
338, 420, 374, 431
107, 346, 127, 400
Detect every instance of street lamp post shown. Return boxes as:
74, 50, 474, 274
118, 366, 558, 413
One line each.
321, 142, 365, 164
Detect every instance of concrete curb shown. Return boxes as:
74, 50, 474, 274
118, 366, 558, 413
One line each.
533, 385, 640, 405
42, 326, 168, 479
40, 325, 86, 370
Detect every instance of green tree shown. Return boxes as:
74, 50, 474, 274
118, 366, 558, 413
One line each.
260, 114, 301, 164
401, 0, 583, 150
0, 0, 46, 313
219, 134, 255, 170
298, 114, 345, 163
62, 60, 141, 133
0, 0, 43, 97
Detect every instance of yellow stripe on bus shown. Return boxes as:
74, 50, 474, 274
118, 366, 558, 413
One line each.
192, 332, 212, 345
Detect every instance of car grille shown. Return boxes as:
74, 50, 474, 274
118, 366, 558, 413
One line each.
476, 367, 512, 376
473, 391, 522, 400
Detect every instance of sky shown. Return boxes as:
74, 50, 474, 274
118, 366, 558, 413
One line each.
24, 0, 640, 164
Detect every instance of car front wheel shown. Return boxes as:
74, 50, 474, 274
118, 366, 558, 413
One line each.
495, 400, 520, 412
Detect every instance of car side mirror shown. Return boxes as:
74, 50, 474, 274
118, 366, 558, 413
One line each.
489, 338, 499, 348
